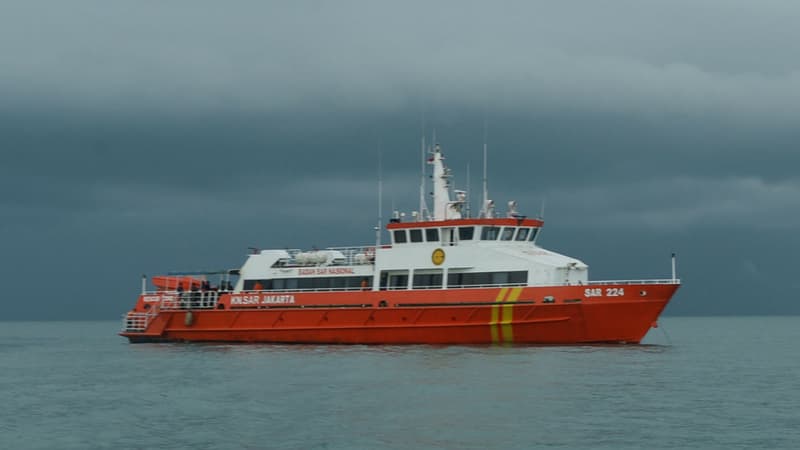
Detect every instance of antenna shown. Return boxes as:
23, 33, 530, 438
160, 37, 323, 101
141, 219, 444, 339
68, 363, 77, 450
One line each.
539, 197, 546, 219
465, 161, 471, 218
671, 253, 677, 281
481, 119, 489, 217
375, 147, 382, 248
419, 118, 429, 222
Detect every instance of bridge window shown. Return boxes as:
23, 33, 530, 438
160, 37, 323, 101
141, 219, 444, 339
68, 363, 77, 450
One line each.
409, 229, 423, 243
425, 228, 439, 242
393, 230, 407, 244
481, 226, 500, 240
515, 228, 529, 241
458, 226, 475, 240
529, 228, 539, 242
501, 227, 516, 241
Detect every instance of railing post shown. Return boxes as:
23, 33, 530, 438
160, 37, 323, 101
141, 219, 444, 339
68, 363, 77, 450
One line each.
671, 253, 677, 281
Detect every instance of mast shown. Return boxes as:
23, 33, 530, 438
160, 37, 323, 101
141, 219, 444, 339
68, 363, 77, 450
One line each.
429, 143, 462, 221
481, 141, 488, 217
671, 253, 677, 281
375, 149, 382, 248
465, 161, 471, 218
419, 133, 429, 221
480, 118, 491, 218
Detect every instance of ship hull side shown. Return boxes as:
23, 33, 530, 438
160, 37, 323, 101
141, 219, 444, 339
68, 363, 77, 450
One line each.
121, 283, 677, 345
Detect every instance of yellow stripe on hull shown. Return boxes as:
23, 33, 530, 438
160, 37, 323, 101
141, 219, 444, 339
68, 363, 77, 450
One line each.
500, 287, 522, 344
490, 287, 522, 344
489, 288, 508, 344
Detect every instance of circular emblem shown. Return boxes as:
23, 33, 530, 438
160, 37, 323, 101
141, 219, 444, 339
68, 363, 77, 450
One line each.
431, 248, 445, 266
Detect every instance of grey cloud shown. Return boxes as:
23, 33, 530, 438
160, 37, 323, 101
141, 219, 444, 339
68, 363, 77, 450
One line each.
532, 176, 800, 231
4, 1, 800, 122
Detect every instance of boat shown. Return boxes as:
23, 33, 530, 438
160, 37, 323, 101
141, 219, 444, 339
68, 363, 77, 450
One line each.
120, 142, 680, 344
151, 275, 204, 291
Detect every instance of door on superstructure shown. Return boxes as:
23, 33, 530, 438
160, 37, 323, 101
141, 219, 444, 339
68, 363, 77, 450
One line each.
441, 227, 457, 246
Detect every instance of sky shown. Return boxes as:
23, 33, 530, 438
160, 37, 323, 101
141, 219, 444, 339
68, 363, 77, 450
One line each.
2, 0, 800, 320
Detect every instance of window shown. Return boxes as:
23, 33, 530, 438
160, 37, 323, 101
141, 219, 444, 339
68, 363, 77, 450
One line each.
246, 276, 373, 291
515, 228, 529, 241
509, 271, 527, 284
413, 270, 443, 289
389, 273, 408, 290
309, 277, 328, 289
481, 226, 500, 240
458, 227, 475, 240
491, 272, 509, 284
529, 228, 539, 242
244, 279, 271, 290
409, 229, 423, 243
447, 271, 528, 288
380, 271, 409, 290
394, 229, 407, 243
501, 227, 516, 241
425, 228, 439, 242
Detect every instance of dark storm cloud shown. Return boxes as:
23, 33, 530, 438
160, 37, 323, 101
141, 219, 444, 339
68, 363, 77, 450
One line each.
4, 1, 800, 118
2, 0, 800, 319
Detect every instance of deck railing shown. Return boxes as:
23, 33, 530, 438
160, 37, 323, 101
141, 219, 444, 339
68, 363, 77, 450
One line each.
138, 278, 680, 296
585, 279, 680, 286
220, 278, 681, 293
157, 291, 220, 310
283, 245, 377, 267
151, 276, 678, 297
122, 312, 155, 332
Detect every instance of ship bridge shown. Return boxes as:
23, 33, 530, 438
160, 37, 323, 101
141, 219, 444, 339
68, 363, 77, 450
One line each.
377, 216, 588, 289
386, 217, 544, 247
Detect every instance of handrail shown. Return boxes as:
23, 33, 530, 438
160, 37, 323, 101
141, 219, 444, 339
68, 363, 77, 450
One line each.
139, 278, 679, 298
158, 291, 220, 310
282, 245, 378, 267
122, 312, 155, 332
586, 279, 680, 285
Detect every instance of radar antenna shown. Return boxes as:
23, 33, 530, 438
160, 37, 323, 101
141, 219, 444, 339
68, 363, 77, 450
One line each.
480, 119, 491, 218
375, 147, 382, 248
419, 121, 430, 221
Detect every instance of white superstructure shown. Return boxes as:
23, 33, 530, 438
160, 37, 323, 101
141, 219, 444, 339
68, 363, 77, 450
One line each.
235, 143, 587, 293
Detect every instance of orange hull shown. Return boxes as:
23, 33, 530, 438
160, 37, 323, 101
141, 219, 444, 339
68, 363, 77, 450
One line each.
121, 283, 678, 344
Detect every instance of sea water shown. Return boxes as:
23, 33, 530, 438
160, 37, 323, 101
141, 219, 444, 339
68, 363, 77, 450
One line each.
1, 316, 798, 449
